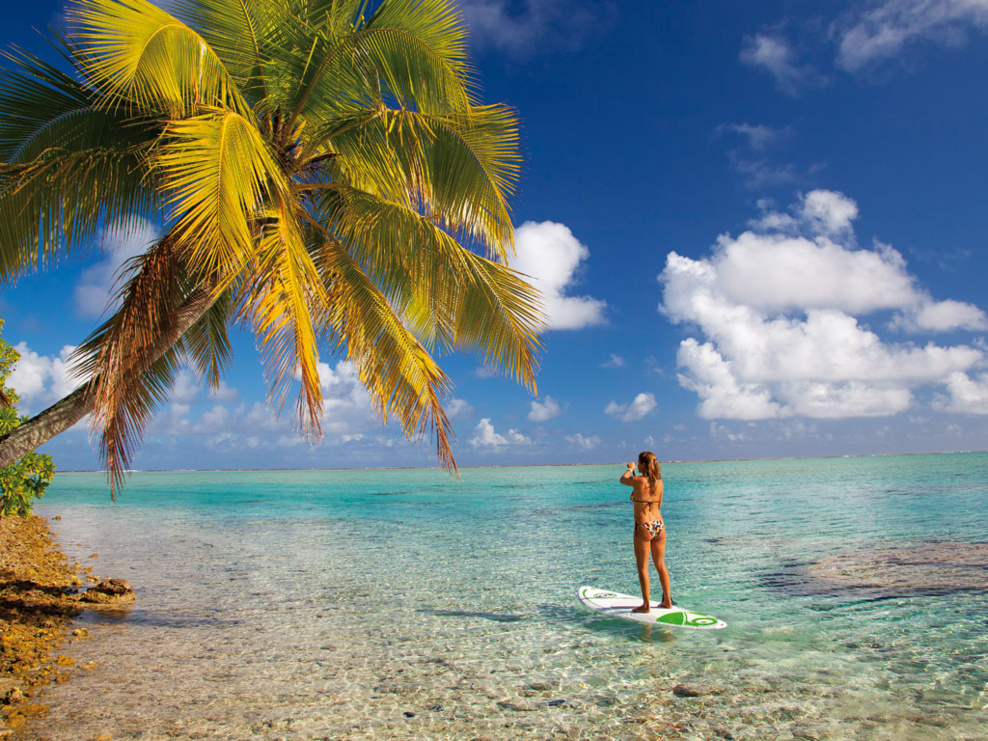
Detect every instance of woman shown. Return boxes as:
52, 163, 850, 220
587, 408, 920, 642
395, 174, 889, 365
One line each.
620, 451, 671, 612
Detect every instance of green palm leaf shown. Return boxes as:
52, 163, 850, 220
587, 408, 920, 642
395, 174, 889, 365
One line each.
69, 0, 248, 117
0, 0, 543, 486
0, 47, 158, 278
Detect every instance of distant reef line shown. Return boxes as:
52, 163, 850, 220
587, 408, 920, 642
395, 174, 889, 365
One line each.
51, 449, 987, 475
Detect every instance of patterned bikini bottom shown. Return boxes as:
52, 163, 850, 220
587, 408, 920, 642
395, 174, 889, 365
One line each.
637, 520, 664, 537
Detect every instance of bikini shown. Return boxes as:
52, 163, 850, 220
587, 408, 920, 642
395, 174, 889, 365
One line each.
637, 519, 664, 537
631, 486, 663, 537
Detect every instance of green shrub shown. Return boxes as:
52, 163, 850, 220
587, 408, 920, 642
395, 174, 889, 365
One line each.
0, 321, 56, 516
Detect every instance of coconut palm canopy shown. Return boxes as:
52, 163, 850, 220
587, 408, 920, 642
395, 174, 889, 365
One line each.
0, 0, 544, 488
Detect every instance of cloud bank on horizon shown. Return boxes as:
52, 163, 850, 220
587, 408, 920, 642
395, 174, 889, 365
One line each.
662, 190, 988, 421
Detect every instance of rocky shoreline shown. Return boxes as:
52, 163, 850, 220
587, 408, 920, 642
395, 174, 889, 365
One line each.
0, 515, 134, 735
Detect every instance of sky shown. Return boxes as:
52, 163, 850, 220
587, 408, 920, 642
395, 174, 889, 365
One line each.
3, 0, 988, 472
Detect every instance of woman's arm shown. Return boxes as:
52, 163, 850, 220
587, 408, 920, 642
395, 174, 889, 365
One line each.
620, 462, 636, 487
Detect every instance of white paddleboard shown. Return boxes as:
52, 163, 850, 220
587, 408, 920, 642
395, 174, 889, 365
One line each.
578, 586, 726, 629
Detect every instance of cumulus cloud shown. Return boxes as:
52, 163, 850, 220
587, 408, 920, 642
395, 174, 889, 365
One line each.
660, 190, 988, 420
566, 432, 601, 450
74, 219, 160, 318
314, 361, 380, 437
601, 354, 625, 368
935, 371, 988, 414
740, 34, 827, 95
836, 0, 988, 71
446, 398, 474, 420
605, 392, 657, 422
469, 418, 532, 448
509, 221, 606, 330
528, 395, 563, 422
458, 0, 613, 56
7, 343, 82, 413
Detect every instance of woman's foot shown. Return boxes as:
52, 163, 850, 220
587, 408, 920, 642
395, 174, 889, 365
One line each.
631, 604, 651, 613
658, 600, 672, 609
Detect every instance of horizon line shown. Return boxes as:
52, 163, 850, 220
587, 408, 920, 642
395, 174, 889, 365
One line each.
52, 448, 987, 474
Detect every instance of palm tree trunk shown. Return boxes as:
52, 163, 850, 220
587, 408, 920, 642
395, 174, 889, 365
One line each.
0, 284, 216, 469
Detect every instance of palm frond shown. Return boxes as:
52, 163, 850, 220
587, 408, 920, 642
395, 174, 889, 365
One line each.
73, 232, 191, 490
153, 107, 284, 281
276, 0, 474, 133
314, 185, 543, 387
362, 0, 475, 111
182, 287, 234, 388
306, 222, 457, 469
0, 47, 158, 279
68, 0, 248, 117
308, 105, 520, 259
240, 192, 326, 437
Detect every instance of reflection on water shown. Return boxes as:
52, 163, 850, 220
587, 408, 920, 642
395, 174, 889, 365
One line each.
24, 455, 988, 740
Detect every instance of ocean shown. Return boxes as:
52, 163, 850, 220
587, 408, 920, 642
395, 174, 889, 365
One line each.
28, 453, 988, 740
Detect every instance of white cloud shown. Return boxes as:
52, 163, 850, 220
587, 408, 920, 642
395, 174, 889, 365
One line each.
510, 221, 606, 330
676, 339, 787, 420
837, 0, 988, 71
740, 34, 826, 95
170, 371, 200, 405
718, 122, 791, 152
566, 432, 601, 450
601, 354, 625, 368
799, 189, 859, 235
605, 392, 657, 422
208, 380, 239, 403
74, 218, 160, 318
314, 361, 379, 437
894, 299, 988, 333
935, 371, 988, 414
458, 0, 611, 56
154, 360, 382, 446
469, 418, 532, 448
446, 398, 474, 420
7, 343, 82, 413
665, 191, 985, 324
717, 125, 806, 189
660, 191, 988, 420
528, 395, 563, 422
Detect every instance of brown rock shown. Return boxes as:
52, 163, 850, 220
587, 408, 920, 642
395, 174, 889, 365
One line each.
78, 579, 135, 605
672, 684, 704, 697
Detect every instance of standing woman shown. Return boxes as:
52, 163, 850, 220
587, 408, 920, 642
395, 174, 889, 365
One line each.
620, 451, 672, 612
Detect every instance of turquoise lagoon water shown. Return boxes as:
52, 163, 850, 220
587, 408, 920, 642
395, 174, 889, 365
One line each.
24, 453, 988, 740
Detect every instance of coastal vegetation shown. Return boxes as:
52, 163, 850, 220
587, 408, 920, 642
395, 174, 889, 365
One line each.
0, 321, 54, 517
0, 0, 543, 489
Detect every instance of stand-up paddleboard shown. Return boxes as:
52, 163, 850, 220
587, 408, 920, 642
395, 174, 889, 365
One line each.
578, 586, 726, 629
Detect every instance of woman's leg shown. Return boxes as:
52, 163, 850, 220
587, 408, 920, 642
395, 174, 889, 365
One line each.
650, 529, 672, 608
632, 527, 652, 613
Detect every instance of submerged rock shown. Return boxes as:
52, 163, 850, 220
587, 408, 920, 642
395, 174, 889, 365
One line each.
672, 684, 705, 697
763, 540, 988, 599
77, 578, 136, 605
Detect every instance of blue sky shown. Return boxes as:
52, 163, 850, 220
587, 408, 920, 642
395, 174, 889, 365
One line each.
3, 0, 988, 471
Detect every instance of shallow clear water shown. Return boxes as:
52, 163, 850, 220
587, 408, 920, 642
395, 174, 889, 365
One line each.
25, 454, 988, 740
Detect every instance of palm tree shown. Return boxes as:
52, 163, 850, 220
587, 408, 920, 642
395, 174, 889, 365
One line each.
0, 0, 543, 488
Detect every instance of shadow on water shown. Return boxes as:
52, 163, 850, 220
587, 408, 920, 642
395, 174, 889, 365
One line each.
75, 609, 242, 629
539, 603, 678, 643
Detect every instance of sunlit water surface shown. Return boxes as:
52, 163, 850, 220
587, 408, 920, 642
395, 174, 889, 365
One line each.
24, 453, 988, 740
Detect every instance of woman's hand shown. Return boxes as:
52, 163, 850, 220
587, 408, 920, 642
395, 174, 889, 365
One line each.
620, 462, 636, 486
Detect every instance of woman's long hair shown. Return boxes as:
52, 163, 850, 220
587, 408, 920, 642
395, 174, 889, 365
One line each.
638, 451, 661, 489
